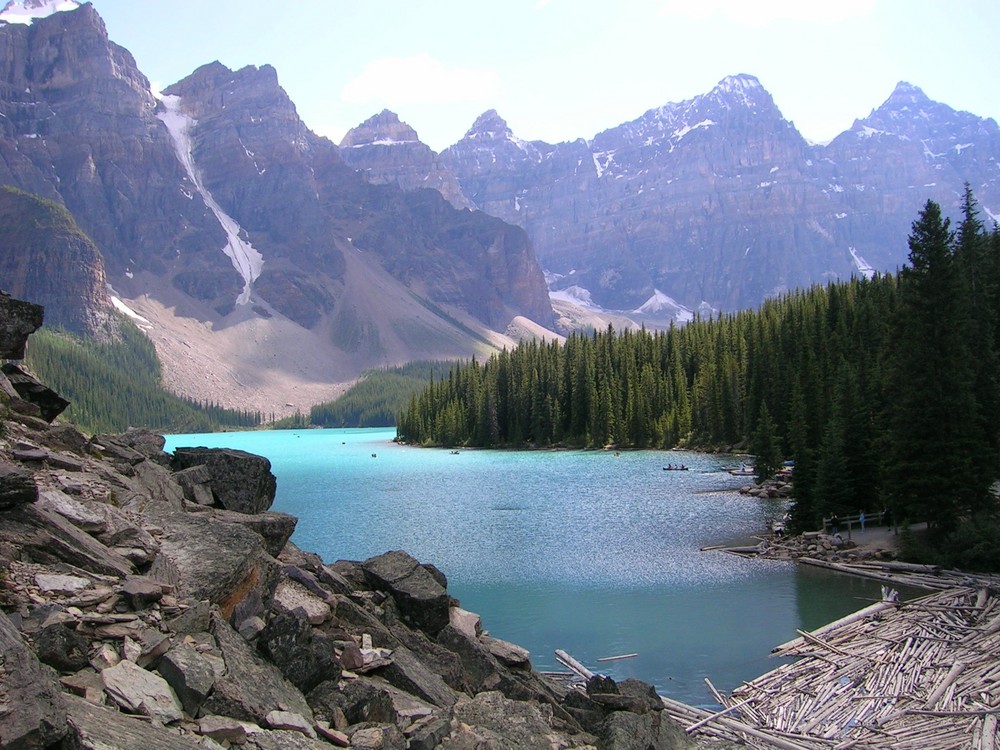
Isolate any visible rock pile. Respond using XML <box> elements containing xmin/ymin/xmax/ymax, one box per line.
<box><xmin>0</xmin><ymin>294</ymin><xmax>701</xmax><ymax>749</ymax></box>
<box><xmin>756</xmin><ymin>532</ymin><xmax>897</xmax><ymax>564</ymax></box>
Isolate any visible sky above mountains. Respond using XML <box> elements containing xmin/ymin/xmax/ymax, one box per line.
<box><xmin>84</xmin><ymin>0</ymin><xmax>1000</xmax><ymax>152</ymax></box>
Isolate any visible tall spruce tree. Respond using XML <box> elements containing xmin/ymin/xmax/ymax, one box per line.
<box><xmin>884</xmin><ymin>200</ymin><xmax>984</xmax><ymax>535</ymax></box>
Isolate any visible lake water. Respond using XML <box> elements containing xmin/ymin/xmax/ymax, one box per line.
<box><xmin>163</xmin><ymin>427</ymin><xmax>891</xmax><ymax>708</ymax></box>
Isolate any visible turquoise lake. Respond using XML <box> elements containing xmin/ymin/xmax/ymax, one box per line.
<box><xmin>163</xmin><ymin>427</ymin><xmax>891</xmax><ymax>708</ymax></box>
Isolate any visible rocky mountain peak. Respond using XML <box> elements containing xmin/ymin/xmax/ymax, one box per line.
<box><xmin>706</xmin><ymin>73</ymin><xmax>778</xmax><ymax>114</ymax></box>
<box><xmin>0</xmin><ymin>0</ymin><xmax>79</xmax><ymax>24</ymax></box>
<box><xmin>465</xmin><ymin>109</ymin><xmax>514</xmax><ymax>141</ymax></box>
<box><xmin>340</xmin><ymin>109</ymin><xmax>421</xmax><ymax>148</ymax></box>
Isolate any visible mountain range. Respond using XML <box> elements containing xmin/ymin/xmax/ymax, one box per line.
<box><xmin>0</xmin><ymin>0</ymin><xmax>997</xmax><ymax>415</ymax></box>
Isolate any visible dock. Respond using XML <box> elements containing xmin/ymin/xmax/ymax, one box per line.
<box><xmin>660</xmin><ymin>585</ymin><xmax>1000</xmax><ymax>749</ymax></box>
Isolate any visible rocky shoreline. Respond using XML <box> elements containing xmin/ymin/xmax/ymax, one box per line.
<box><xmin>1</xmin><ymin>293</ymin><xmax>709</xmax><ymax>750</ymax></box>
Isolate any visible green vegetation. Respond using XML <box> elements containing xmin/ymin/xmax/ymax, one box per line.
<box><xmin>24</xmin><ymin>322</ymin><xmax>262</xmax><ymax>434</ymax></box>
<box><xmin>397</xmin><ymin>194</ymin><xmax>1000</xmax><ymax>566</ymax></box>
<box><xmin>310</xmin><ymin>361</ymin><xmax>452</xmax><ymax>427</ymax></box>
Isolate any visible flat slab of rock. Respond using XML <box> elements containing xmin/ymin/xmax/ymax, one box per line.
<box><xmin>101</xmin><ymin>658</ymin><xmax>184</xmax><ymax>724</ymax></box>
<box><xmin>157</xmin><ymin>642</ymin><xmax>217</xmax><ymax>717</ymax></box>
<box><xmin>0</xmin><ymin>459</ymin><xmax>38</xmax><ymax>509</ymax></box>
<box><xmin>273</xmin><ymin>579</ymin><xmax>331</xmax><ymax>625</ymax></box>
<box><xmin>65</xmin><ymin>693</ymin><xmax>203</xmax><ymax>750</ymax></box>
<box><xmin>266</xmin><ymin>710</ymin><xmax>317</xmax><ymax>738</ymax></box>
<box><xmin>35</xmin><ymin>573</ymin><xmax>92</xmax><ymax>596</ymax></box>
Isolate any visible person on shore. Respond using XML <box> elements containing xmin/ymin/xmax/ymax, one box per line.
<box><xmin>831</xmin><ymin>514</ymin><xmax>840</xmax><ymax>535</ymax></box>
<box><xmin>859</xmin><ymin>511</ymin><xmax>866</xmax><ymax>532</ymax></box>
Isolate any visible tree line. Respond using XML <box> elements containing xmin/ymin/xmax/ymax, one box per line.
<box><xmin>397</xmin><ymin>192</ymin><xmax>1000</xmax><ymax>565</ymax></box>
<box><xmin>24</xmin><ymin>322</ymin><xmax>263</xmax><ymax>435</ymax></box>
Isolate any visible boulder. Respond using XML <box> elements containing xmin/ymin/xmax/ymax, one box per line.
<box><xmin>346</xmin><ymin>723</ymin><xmax>407</xmax><ymax>750</ymax></box>
<box><xmin>598</xmin><ymin>708</ymin><xmax>689</xmax><ymax>750</ymax></box>
<box><xmin>122</xmin><ymin>575</ymin><xmax>165</xmax><ymax>608</ymax></box>
<box><xmin>265</xmin><ymin>709</ymin><xmax>316</xmax><ymax>738</ymax></box>
<box><xmin>201</xmin><ymin>612</ymin><xmax>313</xmax><ymax>725</ymax></box>
<box><xmin>0</xmin><ymin>290</ymin><xmax>43</xmax><ymax>359</ymax></box>
<box><xmin>147</xmin><ymin>509</ymin><xmax>280</xmax><ymax>613</ymax></box>
<box><xmin>375</xmin><ymin>646</ymin><xmax>460</xmax><ymax>709</ymax></box>
<box><xmin>100</xmin><ymin>658</ymin><xmax>184</xmax><ymax>724</ymax></box>
<box><xmin>157</xmin><ymin>642</ymin><xmax>218</xmax><ymax>717</ymax></box>
<box><xmin>362</xmin><ymin>551</ymin><xmax>451</xmax><ymax>636</ymax></box>
<box><xmin>272</xmin><ymin>579</ymin><xmax>331</xmax><ymax>625</ymax></box>
<box><xmin>0</xmin><ymin>611</ymin><xmax>68</xmax><ymax>749</ymax></box>
<box><xmin>447</xmin><ymin>690</ymin><xmax>591</xmax><ymax>750</ymax></box>
<box><xmin>171</xmin><ymin>447</ymin><xmax>277</xmax><ymax>514</ymax></box>
<box><xmin>0</xmin><ymin>460</ymin><xmax>38</xmax><ymax>509</ymax></box>
<box><xmin>35</xmin><ymin>621</ymin><xmax>91</xmax><ymax>673</ymax></box>
<box><xmin>256</xmin><ymin>609</ymin><xmax>341</xmax><ymax>693</ymax></box>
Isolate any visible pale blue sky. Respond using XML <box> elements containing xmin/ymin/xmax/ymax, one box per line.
<box><xmin>88</xmin><ymin>0</ymin><xmax>999</xmax><ymax>152</ymax></box>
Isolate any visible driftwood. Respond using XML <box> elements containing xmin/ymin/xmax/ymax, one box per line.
<box><xmin>676</xmin><ymin>587</ymin><xmax>1000</xmax><ymax>750</ymax></box>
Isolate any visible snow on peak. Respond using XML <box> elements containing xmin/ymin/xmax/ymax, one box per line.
<box><xmin>633</xmin><ymin>290</ymin><xmax>694</xmax><ymax>322</ymax></box>
<box><xmin>549</xmin><ymin>285</ymin><xmax>600</xmax><ymax>310</ymax></box>
<box><xmin>0</xmin><ymin>0</ymin><xmax>79</xmax><ymax>24</ymax></box>
<box><xmin>708</xmin><ymin>74</ymin><xmax>772</xmax><ymax>111</ymax></box>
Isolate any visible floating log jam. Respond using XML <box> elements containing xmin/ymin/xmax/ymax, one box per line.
<box><xmin>663</xmin><ymin>586</ymin><xmax>1000</xmax><ymax>749</ymax></box>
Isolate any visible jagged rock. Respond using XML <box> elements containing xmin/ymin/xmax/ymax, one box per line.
<box><xmin>106</xmin><ymin>525</ymin><xmax>160</xmax><ymax>567</ymax></box>
<box><xmin>60</xmin><ymin>668</ymin><xmax>107</xmax><ymax>705</ymax></box>
<box><xmin>598</xmin><ymin>708</ymin><xmax>689</xmax><ymax>750</ymax></box>
<box><xmin>362</xmin><ymin>551</ymin><xmax>451</xmax><ymax>636</ymax></box>
<box><xmin>100</xmin><ymin>658</ymin><xmax>184</xmax><ymax>724</ymax></box>
<box><xmin>482</xmin><ymin>635</ymin><xmax>531</xmax><ymax>668</ymax></box>
<box><xmin>200</xmin><ymin>507</ymin><xmax>297</xmax><ymax>559</ymax></box>
<box><xmin>0</xmin><ymin>610</ymin><xmax>68</xmax><ymax>749</ymax></box>
<box><xmin>0</xmin><ymin>460</ymin><xmax>38</xmax><ymax>509</ymax></box>
<box><xmin>446</xmin><ymin>690</ymin><xmax>592</xmax><ymax>750</ymax></box>
<box><xmin>157</xmin><ymin>642</ymin><xmax>217</xmax><ymax>717</ymax></box>
<box><xmin>173</xmin><ymin>464</ymin><xmax>215</xmax><ymax>506</ymax></box>
<box><xmin>346</xmin><ymin>723</ymin><xmax>408</xmax><ymax>750</ymax></box>
<box><xmin>197</xmin><ymin>714</ymin><xmax>264</xmax><ymax>743</ymax></box>
<box><xmin>265</xmin><ymin>709</ymin><xmax>317</xmax><ymax>738</ymax></box>
<box><xmin>244</xmin><ymin>730</ymin><xmax>332</xmax><ymax>750</ymax></box>
<box><xmin>201</xmin><ymin>612</ymin><xmax>313</xmax><ymax>725</ymax></box>
<box><xmin>1</xmin><ymin>364</ymin><xmax>70</xmax><ymax>422</ymax></box>
<box><xmin>449</xmin><ymin>606</ymin><xmax>481</xmax><ymax>640</ymax></box>
<box><xmin>65</xmin><ymin>693</ymin><xmax>204</xmax><ymax>749</ymax></box>
<box><xmin>171</xmin><ymin>447</ymin><xmax>277</xmax><ymax>515</ymax></box>
<box><xmin>272</xmin><ymin>579</ymin><xmax>331</xmax><ymax>625</ymax></box>
<box><xmin>147</xmin><ymin>509</ymin><xmax>280</xmax><ymax>613</ymax></box>
<box><xmin>164</xmin><ymin>599</ymin><xmax>212</xmax><ymax>635</ymax></box>
<box><xmin>35</xmin><ymin>621</ymin><xmax>91</xmax><ymax>673</ymax></box>
<box><xmin>0</xmin><ymin>502</ymin><xmax>135</xmax><ymax>577</ymax></box>
<box><xmin>257</xmin><ymin>609</ymin><xmax>341</xmax><ymax>693</ymax></box>
<box><xmin>315</xmin><ymin>721</ymin><xmax>350</xmax><ymax>746</ymax></box>
<box><xmin>388</xmin><ymin>622</ymin><xmax>466</xmax><ymax>691</ymax></box>
<box><xmin>375</xmin><ymin>645</ymin><xmax>460</xmax><ymax>709</ymax></box>
<box><xmin>0</xmin><ymin>291</ymin><xmax>43</xmax><ymax>359</ymax></box>
<box><xmin>36</xmin><ymin>488</ymin><xmax>105</xmax><ymax>531</ymax></box>
<box><xmin>122</xmin><ymin>575</ymin><xmax>165</xmax><ymax>607</ymax></box>
<box><xmin>89</xmin><ymin>642</ymin><xmax>121</xmax><ymax>671</ymax></box>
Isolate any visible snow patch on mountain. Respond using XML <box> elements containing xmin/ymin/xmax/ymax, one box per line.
<box><xmin>550</xmin><ymin>285</ymin><xmax>600</xmax><ymax>309</ymax></box>
<box><xmin>849</xmin><ymin>247</ymin><xmax>876</xmax><ymax>279</ymax></box>
<box><xmin>0</xmin><ymin>0</ymin><xmax>78</xmax><ymax>23</ymax></box>
<box><xmin>157</xmin><ymin>94</ymin><xmax>263</xmax><ymax>305</ymax></box>
<box><xmin>633</xmin><ymin>290</ymin><xmax>693</xmax><ymax>322</ymax></box>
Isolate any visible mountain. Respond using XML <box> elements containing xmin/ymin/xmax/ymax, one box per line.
<box><xmin>347</xmin><ymin>76</ymin><xmax>1000</xmax><ymax>318</ymax></box>
<box><xmin>0</xmin><ymin>3</ymin><xmax>555</xmax><ymax>416</ymax></box>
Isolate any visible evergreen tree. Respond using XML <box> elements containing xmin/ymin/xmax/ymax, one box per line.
<box><xmin>884</xmin><ymin>200</ymin><xmax>985</xmax><ymax>535</ymax></box>
<box><xmin>751</xmin><ymin>402</ymin><xmax>782</xmax><ymax>483</ymax></box>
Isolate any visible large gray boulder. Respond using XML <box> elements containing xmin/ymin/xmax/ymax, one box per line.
<box><xmin>0</xmin><ymin>611</ymin><xmax>68</xmax><ymax>749</ymax></box>
<box><xmin>171</xmin><ymin>447</ymin><xmax>277</xmax><ymax>514</ymax></box>
<box><xmin>362</xmin><ymin>551</ymin><xmax>451</xmax><ymax>636</ymax></box>
<box><xmin>147</xmin><ymin>508</ymin><xmax>280</xmax><ymax>611</ymax></box>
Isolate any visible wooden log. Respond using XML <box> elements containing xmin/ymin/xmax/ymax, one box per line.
<box><xmin>773</xmin><ymin>598</ymin><xmax>899</xmax><ymax>652</ymax></box>
<box><xmin>924</xmin><ymin>661</ymin><xmax>965</xmax><ymax>708</ymax></box>
<box><xmin>554</xmin><ymin>649</ymin><xmax>593</xmax><ymax>680</ymax></box>
<box><xmin>595</xmin><ymin>652</ymin><xmax>638</xmax><ymax>663</ymax></box>
<box><xmin>684</xmin><ymin>697</ymin><xmax>755</xmax><ymax>733</ymax></box>
<box><xmin>982</xmin><ymin>714</ymin><xmax>997</xmax><ymax>750</ymax></box>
